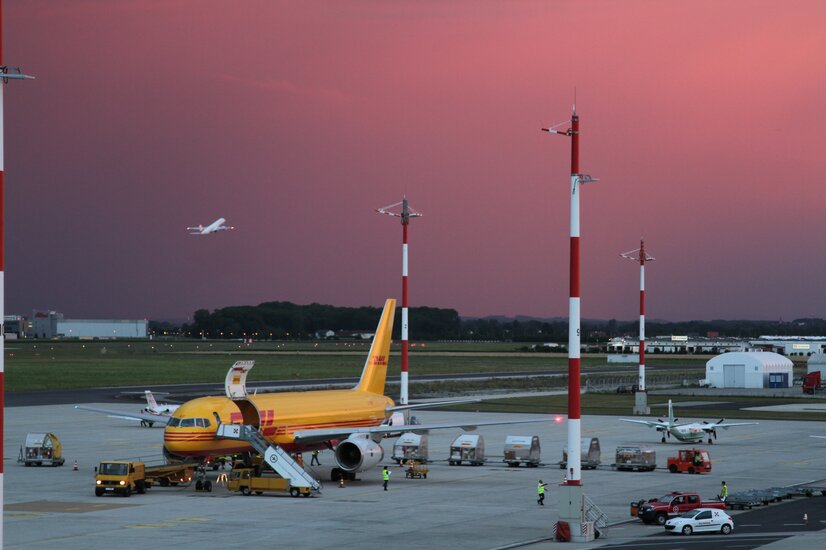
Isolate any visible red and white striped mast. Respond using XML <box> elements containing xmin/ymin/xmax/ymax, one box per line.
<box><xmin>621</xmin><ymin>240</ymin><xmax>654</xmax><ymax>414</ymax></box>
<box><xmin>543</xmin><ymin>107</ymin><xmax>596</xmax><ymax>486</ymax></box>
<box><xmin>0</xmin><ymin>1</ymin><xmax>34</xmax><ymax>545</ymax></box>
<box><xmin>376</xmin><ymin>197</ymin><xmax>421</xmax><ymax>411</ymax></box>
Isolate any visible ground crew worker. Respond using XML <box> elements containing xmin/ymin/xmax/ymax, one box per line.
<box><xmin>311</xmin><ymin>449</ymin><xmax>321</xmax><ymax>466</ymax></box>
<box><xmin>382</xmin><ymin>466</ymin><xmax>391</xmax><ymax>491</ymax></box>
<box><xmin>537</xmin><ymin>480</ymin><xmax>548</xmax><ymax>505</ymax></box>
<box><xmin>720</xmin><ymin>481</ymin><xmax>728</xmax><ymax>502</ymax></box>
<box><xmin>694</xmin><ymin>451</ymin><xmax>703</xmax><ymax>467</ymax></box>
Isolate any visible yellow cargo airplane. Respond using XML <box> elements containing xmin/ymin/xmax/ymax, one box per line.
<box><xmin>163</xmin><ymin>299</ymin><xmax>556</xmax><ymax>480</ymax></box>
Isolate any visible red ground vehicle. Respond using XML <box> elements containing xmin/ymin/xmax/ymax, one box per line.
<box><xmin>637</xmin><ymin>492</ymin><xmax>726</xmax><ymax>525</ymax></box>
<box><xmin>667</xmin><ymin>449</ymin><xmax>711</xmax><ymax>474</ymax></box>
<box><xmin>803</xmin><ymin>371</ymin><xmax>824</xmax><ymax>394</ymax></box>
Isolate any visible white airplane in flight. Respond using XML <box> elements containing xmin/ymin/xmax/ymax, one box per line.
<box><xmin>187</xmin><ymin>217</ymin><xmax>234</xmax><ymax>235</ymax></box>
<box><xmin>75</xmin><ymin>391</ymin><xmax>180</xmax><ymax>428</ymax></box>
<box><xmin>620</xmin><ymin>399</ymin><xmax>758</xmax><ymax>444</ymax></box>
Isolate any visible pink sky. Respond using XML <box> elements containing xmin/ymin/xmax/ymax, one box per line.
<box><xmin>4</xmin><ymin>0</ymin><xmax>826</xmax><ymax>321</ymax></box>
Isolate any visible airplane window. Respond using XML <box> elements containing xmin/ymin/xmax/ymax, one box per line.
<box><xmin>180</xmin><ymin>418</ymin><xmax>195</xmax><ymax>427</ymax></box>
<box><xmin>202</xmin><ymin>418</ymin><xmax>211</xmax><ymax>428</ymax></box>
<box><xmin>167</xmin><ymin>418</ymin><xmax>181</xmax><ymax>427</ymax></box>
<box><xmin>195</xmin><ymin>419</ymin><xmax>205</xmax><ymax>428</ymax></box>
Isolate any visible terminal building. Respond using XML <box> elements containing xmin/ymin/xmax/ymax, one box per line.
<box><xmin>28</xmin><ymin>310</ymin><xmax>148</xmax><ymax>339</ymax></box>
<box><xmin>748</xmin><ymin>336</ymin><xmax>826</xmax><ymax>357</ymax></box>
<box><xmin>607</xmin><ymin>336</ymin><xmax>746</xmax><ymax>355</ymax></box>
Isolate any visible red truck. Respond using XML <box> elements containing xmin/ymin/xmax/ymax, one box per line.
<box><xmin>803</xmin><ymin>371</ymin><xmax>824</xmax><ymax>394</ymax></box>
<box><xmin>667</xmin><ymin>449</ymin><xmax>711</xmax><ymax>474</ymax></box>
<box><xmin>637</xmin><ymin>492</ymin><xmax>727</xmax><ymax>525</ymax></box>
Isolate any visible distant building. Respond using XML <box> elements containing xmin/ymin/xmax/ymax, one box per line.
<box><xmin>28</xmin><ymin>310</ymin><xmax>147</xmax><ymax>339</ymax></box>
<box><xmin>705</xmin><ymin>351</ymin><xmax>793</xmax><ymax>388</ymax></box>
<box><xmin>607</xmin><ymin>336</ymin><xmax>746</xmax><ymax>355</ymax></box>
<box><xmin>4</xmin><ymin>315</ymin><xmax>27</xmax><ymax>339</ymax></box>
<box><xmin>749</xmin><ymin>336</ymin><xmax>826</xmax><ymax>357</ymax></box>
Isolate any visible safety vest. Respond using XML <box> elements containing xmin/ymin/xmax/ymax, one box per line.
<box><xmin>383</xmin><ymin>469</ymin><xmax>390</xmax><ymax>481</ymax></box>
<box><xmin>537</xmin><ymin>483</ymin><xmax>545</xmax><ymax>495</ymax></box>
<box><xmin>720</xmin><ymin>485</ymin><xmax>728</xmax><ymax>497</ymax></box>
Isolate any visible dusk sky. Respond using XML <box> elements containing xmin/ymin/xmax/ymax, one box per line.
<box><xmin>4</xmin><ymin>1</ymin><xmax>826</xmax><ymax>322</ymax></box>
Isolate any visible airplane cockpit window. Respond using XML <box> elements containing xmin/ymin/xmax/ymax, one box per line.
<box><xmin>202</xmin><ymin>418</ymin><xmax>211</xmax><ymax>428</ymax></box>
<box><xmin>180</xmin><ymin>418</ymin><xmax>196</xmax><ymax>427</ymax></box>
<box><xmin>167</xmin><ymin>417</ymin><xmax>181</xmax><ymax>427</ymax></box>
<box><xmin>195</xmin><ymin>418</ymin><xmax>211</xmax><ymax>428</ymax></box>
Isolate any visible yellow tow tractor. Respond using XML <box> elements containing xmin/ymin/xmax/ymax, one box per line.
<box><xmin>227</xmin><ymin>467</ymin><xmax>313</xmax><ymax>497</ymax></box>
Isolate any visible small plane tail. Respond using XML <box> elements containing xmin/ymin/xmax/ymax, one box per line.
<box><xmin>145</xmin><ymin>390</ymin><xmax>159</xmax><ymax>411</ymax></box>
<box><xmin>354</xmin><ymin>299</ymin><xmax>396</xmax><ymax>395</ymax></box>
<box><xmin>667</xmin><ymin>399</ymin><xmax>674</xmax><ymax>425</ymax></box>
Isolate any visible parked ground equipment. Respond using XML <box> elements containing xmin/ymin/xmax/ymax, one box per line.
<box><xmin>613</xmin><ymin>445</ymin><xmax>656</xmax><ymax>471</ymax></box>
<box><xmin>803</xmin><ymin>371</ymin><xmax>825</xmax><ymax>394</ymax></box>
<box><xmin>392</xmin><ymin>432</ymin><xmax>429</xmax><ymax>464</ymax></box>
<box><xmin>18</xmin><ymin>433</ymin><xmax>65</xmax><ymax>467</ymax></box>
<box><xmin>636</xmin><ymin>492</ymin><xmax>726</xmax><ymax>525</ymax></box>
<box><xmin>404</xmin><ymin>460</ymin><xmax>429</xmax><ymax>479</ymax></box>
<box><xmin>449</xmin><ymin>434</ymin><xmax>485</xmax><ymax>466</ymax></box>
<box><xmin>560</xmin><ymin>437</ymin><xmax>600</xmax><ymax>470</ymax></box>
<box><xmin>667</xmin><ymin>449</ymin><xmax>711</xmax><ymax>474</ymax></box>
<box><xmin>227</xmin><ymin>466</ymin><xmax>313</xmax><ymax>497</ymax></box>
<box><xmin>503</xmin><ymin>435</ymin><xmax>541</xmax><ymax>467</ymax></box>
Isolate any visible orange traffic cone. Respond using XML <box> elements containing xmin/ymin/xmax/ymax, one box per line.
<box><xmin>803</xmin><ymin>513</ymin><xmax>808</xmax><ymax>525</ymax></box>
<box><xmin>73</xmin><ymin>460</ymin><xmax>79</xmax><ymax>471</ymax></box>
<box><xmin>339</xmin><ymin>476</ymin><xmax>345</xmax><ymax>488</ymax></box>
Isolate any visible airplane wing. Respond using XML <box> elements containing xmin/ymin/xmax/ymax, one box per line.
<box><xmin>386</xmin><ymin>398</ymin><xmax>481</xmax><ymax>412</ymax></box>
<box><xmin>699</xmin><ymin>421</ymin><xmax>758</xmax><ymax>432</ymax></box>
<box><xmin>618</xmin><ymin>418</ymin><xmax>670</xmax><ymax>429</ymax></box>
<box><xmin>293</xmin><ymin>416</ymin><xmax>557</xmax><ymax>446</ymax></box>
<box><xmin>74</xmin><ymin>405</ymin><xmax>171</xmax><ymax>426</ymax></box>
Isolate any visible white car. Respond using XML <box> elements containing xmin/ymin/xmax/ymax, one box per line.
<box><xmin>664</xmin><ymin>508</ymin><xmax>734</xmax><ymax>535</ymax></box>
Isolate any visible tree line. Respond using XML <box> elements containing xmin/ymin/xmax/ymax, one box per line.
<box><xmin>179</xmin><ymin>302</ymin><xmax>826</xmax><ymax>342</ymax></box>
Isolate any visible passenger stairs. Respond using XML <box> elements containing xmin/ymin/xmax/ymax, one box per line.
<box><xmin>584</xmin><ymin>494</ymin><xmax>608</xmax><ymax>533</ymax></box>
<box><xmin>215</xmin><ymin>424</ymin><xmax>321</xmax><ymax>491</ymax></box>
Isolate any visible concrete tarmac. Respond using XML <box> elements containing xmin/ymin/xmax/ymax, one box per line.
<box><xmin>4</xmin><ymin>403</ymin><xmax>825</xmax><ymax>549</ymax></box>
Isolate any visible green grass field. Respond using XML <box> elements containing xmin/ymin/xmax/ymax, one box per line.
<box><xmin>5</xmin><ymin>339</ymin><xmax>712</xmax><ymax>391</ymax></box>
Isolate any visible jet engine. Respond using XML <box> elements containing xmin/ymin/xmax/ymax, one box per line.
<box><xmin>335</xmin><ymin>434</ymin><xmax>384</xmax><ymax>472</ymax></box>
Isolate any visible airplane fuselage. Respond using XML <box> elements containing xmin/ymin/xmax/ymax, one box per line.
<box><xmin>164</xmin><ymin>390</ymin><xmax>394</xmax><ymax>458</ymax></box>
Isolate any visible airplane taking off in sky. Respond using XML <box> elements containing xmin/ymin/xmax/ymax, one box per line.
<box><xmin>187</xmin><ymin>217</ymin><xmax>234</xmax><ymax>235</ymax></box>
<box><xmin>162</xmin><ymin>299</ymin><xmax>557</xmax><ymax>480</ymax></box>
<box><xmin>619</xmin><ymin>399</ymin><xmax>758</xmax><ymax>444</ymax></box>
<box><xmin>76</xmin><ymin>390</ymin><xmax>180</xmax><ymax>428</ymax></box>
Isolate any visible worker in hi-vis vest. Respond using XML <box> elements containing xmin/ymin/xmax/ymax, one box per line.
<box><xmin>383</xmin><ymin>466</ymin><xmax>391</xmax><ymax>491</ymax></box>
<box><xmin>537</xmin><ymin>480</ymin><xmax>548</xmax><ymax>505</ymax></box>
<box><xmin>719</xmin><ymin>481</ymin><xmax>728</xmax><ymax>502</ymax></box>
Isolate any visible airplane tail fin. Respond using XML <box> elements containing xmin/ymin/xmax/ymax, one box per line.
<box><xmin>667</xmin><ymin>399</ymin><xmax>674</xmax><ymax>425</ymax></box>
<box><xmin>145</xmin><ymin>390</ymin><xmax>159</xmax><ymax>411</ymax></box>
<box><xmin>354</xmin><ymin>299</ymin><xmax>396</xmax><ymax>395</ymax></box>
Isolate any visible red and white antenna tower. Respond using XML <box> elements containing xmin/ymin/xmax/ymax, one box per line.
<box><xmin>542</xmin><ymin>107</ymin><xmax>597</xmax><ymax>487</ymax></box>
<box><xmin>620</xmin><ymin>240</ymin><xmax>654</xmax><ymax>415</ymax></box>
<box><xmin>0</xmin><ymin>1</ymin><xmax>34</xmax><ymax>545</ymax></box>
<box><xmin>376</xmin><ymin>197</ymin><xmax>421</xmax><ymax>409</ymax></box>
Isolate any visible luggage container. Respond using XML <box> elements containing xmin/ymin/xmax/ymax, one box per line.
<box><xmin>613</xmin><ymin>445</ymin><xmax>656</xmax><ymax>471</ymax></box>
<box><xmin>18</xmin><ymin>433</ymin><xmax>65</xmax><ymax>467</ymax></box>
<box><xmin>503</xmin><ymin>435</ymin><xmax>541</xmax><ymax>467</ymax></box>
<box><xmin>449</xmin><ymin>434</ymin><xmax>485</xmax><ymax>466</ymax></box>
<box><xmin>392</xmin><ymin>432</ymin><xmax>429</xmax><ymax>464</ymax></box>
<box><xmin>560</xmin><ymin>437</ymin><xmax>601</xmax><ymax>470</ymax></box>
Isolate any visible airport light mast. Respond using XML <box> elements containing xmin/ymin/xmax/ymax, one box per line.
<box><xmin>543</xmin><ymin>107</ymin><xmax>597</xmax><ymax>542</ymax></box>
<box><xmin>620</xmin><ymin>240</ymin><xmax>654</xmax><ymax>415</ymax></box>
<box><xmin>376</xmin><ymin>197</ymin><xmax>421</xmax><ymax>411</ymax></box>
<box><xmin>0</xmin><ymin>1</ymin><xmax>34</xmax><ymax>546</ymax></box>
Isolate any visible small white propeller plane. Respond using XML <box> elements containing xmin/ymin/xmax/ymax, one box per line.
<box><xmin>187</xmin><ymin>217</ymin><xmax>234</xmax><ymax>235</ymax></box>
<box><xmin>619</xmin><ymin>399</ymin><xmax>758</xmax><ymax>444</ymax></box>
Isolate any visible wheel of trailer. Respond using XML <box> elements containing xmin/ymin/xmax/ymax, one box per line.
<box><xmin>688</xmin><ymin>467</ymin><xmax>695</xmax><ymax>475</ymax></box>
<box><xmin>721</xmin><ymin>524</ymin><xmax>731</xmax><ymax>535</ymax></box>
<box><xmin>681</xmin><ymin>525</ymin><xmax>693</xmax><ymax>535</ymax></box>
<box><xmin>204</xmin><ymin>480</ymin><xmax>212</xmax><ymax>492</ymax></box>
<box><xmin>124</xmin><ymin>485</ymin><xmax>132</xmax><ymax>497</ymax></box>
<box><xmin>95</xmin><ymin>488</ymin><xmax>104</xmax><ymax>497</ymax></box>
<box><xmin>195</xmin><ymin>480</ymin><xmax>203</xmax><ymax>491</ymax></box>
<box><xmin>290</xmin><ymin>488</ymin><xmax>300</xmax><ymax>498</ymax></box>
<box><xmin>137</xmin><ymin>480</ymin><xmax>146</xmax><ymax>494</ymax></box>
<box><xmin>655</xmin><ymin>513</ymin><xmax>667</xmax><ymax>526</ymax></box>
<box><xmin>159</xmin><ymin>478</ymin><xmax>169</xmax><ymax>487</ymax></box>
<box><xmin>668</xmin><ymin>465</ymin><xmax>678</xmax><ymax>473</ymax></box>
<box><xmin>241</xmin><ymin>487</ymin><xmax>250</xmax><ymax>496</ymax></box>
